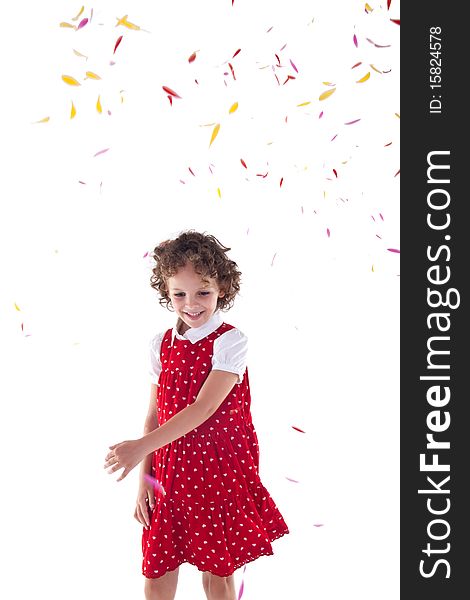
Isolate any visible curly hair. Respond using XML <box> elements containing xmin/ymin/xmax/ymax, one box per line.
<box><xmin>150</xmin><ymin>230</ymin><xmax>242</xmax><ymax>311</ymax></box>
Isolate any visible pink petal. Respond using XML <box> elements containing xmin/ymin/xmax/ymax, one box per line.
<box><xmin>387</xmin><ymin>248</ymin><xmax>400</xmax><ymax>253</ymax></box>
<box><xmin>93</xmin><ymin>148</ymin><xmax>110</xmax><ymax>157</ymax></box>
<box><xmin>290</xmin><ymin>58</ymin><xmax>298</xmax><ymax>73</ymax></box>
<box><xmin>353</xmin><ymin>34</ymin><xmax>358</xmax><ymax>47</ymax></box>
<box><xmin>77</xmin><ymin>18</ymin><xmax>88</xmax><ymax>30</ymax></box>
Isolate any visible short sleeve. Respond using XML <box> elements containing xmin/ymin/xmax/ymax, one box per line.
<box><xmin>149</xmin><ymin>331</ymin><xmax>164</xmax><ymax>384</ymax></box>
<box><xmin>212</xmin><ymin>328</ymin><xmax>248</xmax><ymax>384</ymax></box>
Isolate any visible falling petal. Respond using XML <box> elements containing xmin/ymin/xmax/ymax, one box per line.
<box><xmin>366</xmin><ymin>37</ymin><xmax>391</xmax><ymax>48</ymax></box>
<box><xmin>365</xmin><ymin>3</ymin><xmax>373</xmax><ymax>12</ymax></box>
<box><xmin>345</xmin><ymin>118</ymin><xmax>361</xmax><ymax>125</ymax></box>
<box><xmin>333</xmin><ymin>169</ymin><xmax>338</xmax><ymax>178</ymax></box>
<box><xmin>292</xmin><ymin>426</ymin><xmax>306</xmax><ymax>433</ymax></box>
<box><xmin>387</xmin><ymin>248</ymin><xmax>400</xmax><ymax>253</ymax></box>
<box><xmin>370</xmin><ymin>64</ymin><xmax>383</xmax><ymax>74</ymax></box>
<box><xmin>116</xmin><ymin>15</ymin><xmax>143</xmax><ymax>30</ymax></box>
<box><xmin>188</xmin><ymin>167</ymin><xmax>196</xmax><ymax>176</ymax></box>
<box><xmin>331</xmin><ymin>134</ymin><xmax>338</xmax><ymax>141</ymax></box>
<box><xmin>319</xmin><ymin>88</ymin><xmax>336</xmax><ymax>101</ymax></box>
<box><xmin>387</xmin><ymin>0</ymin><xmax>392</xmax><ymax>8</ymax></box>
<box><xmin>394</xmin><ymin>169</ymin><xmax>400</xmax><ymax>177</ymax></box>
<box><xmin>114</xmin><ymin>35</ymin><xmax>123</xmax><ymax>53</ymax></box>
<box><xmin>372</xmin><ymin>265</ymin><xmax>375</xmax><ymax>272</ymax></box>
<box><xmin>271</xmin><ymin>253</ymin><xmax>277</xmax><ymax>266</ymax></box>
<box><xmin>14</xmin><ymin>303</ymin><xmax>21</xmax><ymax>311</ymax></box>
<box><xmin>319</xmin><ymin>111</ymin><xmax>323</xmax><ymax>118</ymax></box>
<box><xmin>162</xmin><ymin>85</ymin><xmax>182</xmax><ymax>98</ymax></box>
<box><xmin>70</xmin><ymin>101</ymin><xmax>76</xmax><ymax>119</ymax></box>
<box><xmin>62</xmin><ymin>74</ymin><xmax>81</xmax><ymax>86</ymax></box>
<box><xmin>93</xmin><ymin>148</ymin><xmax>109</xmax><ymax>157</ymax></box>
<box><xmin>143</xmin><ymin>474</ymin><xmax>166</xmax><ymax>496</ymax></box>
<box><xmin>96</xmin><ymin>95</ymin><xmax>102</xmax><ymax>113</ymax></box>
<box><xmin>322</xmin><ymin>81</ymin><xmax>336</xmax><ymax>86</ymax></box>
<box><xmin>313</xmin><ymin>523</ymin><xmax>324</xmax><ymax>527</ymax></box>
<box><xmin>167</xmin><ymin>95</ymin><xmax>173</xmax><ymax>106</ymax></box>
<box><xmin>286</xmin><ymin>477</ymin><xmax>299</xmax><ymax>483</ymax></box>
<box><xmin>390</xmin><ymin>19</ymin><xmax>400</xmax><ymax>25</ymax></box>
<box><xmin>395</xmin><ymin>112</ymin><xmax>400</xmax><ymax>118</ymax></box>
<box><xmin>353</xmin><ymin>34</ymin><xmax>358</xmax><ymax>47</ymax></box>
<box><xmin>229</xmin><ymin>102</ymin><xmax>238</xmax><ymax>114</ymax></box>
<box><xmin>60</xmin><ymin>22</ymin><xmax>76</xmax><ymax>29</ymax></box>
<box><xmin>327</xmin><ymin>228</ymin><xmax>331</xmax><ymax>237</ymax></box>
<box><xmin>274</xmin><ymin>53</ymin><xmax>281</xmax><ymax>66</ymax></box>
<box><xmin>209</xmin><ymin>123</ymin><xmax>220</xmax><ymax>147</ymax></box>
<box><xmin>384</xmin><ymin>141</ymin><xmax>392</xmax><ymax>147</ymax></box>
<box><xmin>267</xmin><ymin>26</ymin><xmax>273</xmax><ymax>33</ymax></box>
<box><xmin>33</xmin><ymin>116</ymin><xmax>50</xmax><ymax>124</ymax></box>
<box><xmin>297</xmin><ymin>101</ymin><xmax>311</xmax><ymax>107</ymax></box>
<box><xmin>72</xmin><ymin>6</ymin><xmax>84</xmax><ymax>21</ymax></box>
<box><xmin>356</xmin><ymin>72</ymin><xmax>370</xmax><ymax>83</ymax></box>
<box><xmin>351</xmin><ymin>61</ymin><xmax>362</xmax><ymax>69</ymax></box>
<box><xmin>289</xmin><ymin>58</ymin><xmax>298</xmax><ymax>73</ymax></box>
<box><xmin>217</xmin><ymin>188</ymin><xmax>221</xmax><ymax>198</ymax></box>
<box><xmin>233</xmin><ymin>48</ymin><xmax>241</xmax><ymax>58</ymax></box>
<box><xmin>85</xmin><ymin>71</ymin><xmax>101</xmax><ymax>80</ymax></box>
<box><xmin>228</xmin><ymin>63</ymin><xmax>236</xmax><ymax>80</ymax></box>
<box><xmin>77</xmin><ymin>17</ymin><xmax>88</xmax><ymax>30</ymax></box>
<box><xmin>240</xmin><ymin>158</ymin><xmax>247</xmax><ymax>169</ymax></box>
<box><xmin>380</xmin><ymin>213</ymin><xmax>384</xmax><ymax>220</ymax></box>
<box><xmin>73</xmin><ymin>48</ymin><xmax>88</xmax><ymax>59</ymax></box>
<box><xmin>280</xmin><ymin>177</ymin><xmax>284</xmax><ymax>187</ymax></box>
<box><xmin>188</xmin><ymin>51</ymin><xmax>197</xmax><ymax>63</ymax></box>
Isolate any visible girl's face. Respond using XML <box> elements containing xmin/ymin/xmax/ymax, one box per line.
<box><xmin>166</xmin><ymin>262</ymin><xmax>225</xmax><ymax>333</ymax></box>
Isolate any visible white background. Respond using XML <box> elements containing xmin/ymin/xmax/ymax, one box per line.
<box><xmin>1</xmin><ymin>1</ymin><xmax>400</xmax><ymax>598</ymax></box>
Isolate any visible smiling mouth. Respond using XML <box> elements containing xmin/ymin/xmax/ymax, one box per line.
<box><xmin>184</xmin><ymin>311</ymin><xmax>203</xmax><ymax>319</ymax></box>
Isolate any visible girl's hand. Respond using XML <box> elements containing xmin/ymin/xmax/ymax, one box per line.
<box><xmin>134</xmin><ymin>480</ymin><xmax>155</xmax><ymax>529</ymax></box>
<box><xmin>104</xmin><ymin>439</ymin><xmax>146</xmax><ymax>482</ymax></box>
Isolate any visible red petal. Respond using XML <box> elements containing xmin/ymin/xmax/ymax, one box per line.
<box><xmin>113</xmin><ymin>35</ymin><xmax>123</xmax><ymax>54</ymax></box>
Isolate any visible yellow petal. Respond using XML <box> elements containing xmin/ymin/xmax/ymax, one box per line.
<box><xmin>217</xmin><ymin>188</ymin><xmax>221</xmax><ymax>198</ymax></box>
<box><xmin>372</xmin><ymin>264</ymin><xmax>375</xmax><ymax>272</ymax></box>
<box><xmin>62</xmin><ymin>74</ymin><xmax>81</xmax><ymax>86</ymax></box>
<box><xmin>73</xmin><ymin>49</ymin><xmax>88</xmax><ymax>60</ymax></box>
<box><xmin>322</xmin><ymin>81</ymin><xmax>335</xmax><ymax>86</ymax></box>
<box><xmin>209</xmin><ymin>123</ymin><xmax>220</xmax><ymax>147</ymax></box>
<box><xmin>96</xmin><ymin>95</ymin><xmax>102</xmax><ymax>113</ymax></box>
<box><xmin>395</xmin><ymin>112</ymin><xmax>400</xmax><ymax>118</ymax></box>
<box><xmin>85</xmin><ymin>71</ymin><xmax>101</xmax><ymax>80</ymax></box>
<box><xmin>228</xmin><ymin>102</ymin><xmax>238</xmax><ymax>114</ymax></box>
<box><xmin>370</xmin><ymin>64</ymin><xmax>382</xmax><ymax>74</ymax></box>
<box><xmin>14</xmin><ymin>303</ymin><xmax>21</xmax><ymax>311</ymax></box>
<box><xmin>33</xmin><ymin>116</ymin><xmax>50</xmax><ymax>124</ymax></box>
<box><xmin>71</xmin><ymin>6</ymin><xmax>84</xmax><ymax>21</ymax></box>
<box><xmin>356</xmin><ymin>72</ymin><xmax>371</xmax><ymax>83</ymax></box>
<box><xmin>319</xmin><ymin>88</ymin><xmax>336</xmax><ymax>101</ymax></box>
<box><xmin>60</xmin><ymin>22</ymin><xmax>76</xmax><ymax>29</ymax></box>
<box><xmin>365</xmin><ymin>3</ymin><xmax>373</xmax><ymax>12</ymax></box>
<box><xmin>70</xmin><ymin>101</ymin><xmax>77</xmax><ymax>119</ymax></box>
<box><xmin>297</xmin><ymin>101</ymin><xmax>311</xmax><ymax>107</ymax></box>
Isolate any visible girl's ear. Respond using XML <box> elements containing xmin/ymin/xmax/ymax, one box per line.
<box><xmin>218</xmin><ymin>289</ymin><xmax>226</xmax><ymax>298</ymax></box>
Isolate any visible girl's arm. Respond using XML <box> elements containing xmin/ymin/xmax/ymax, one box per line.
<box><xmin>138</xmin><ymin>383</ymin><xmax>159</xmax><ymax>478</ymax></box>
<box><xmin>105</xmin><ymin>370</ymin><xmax>238</xmax><ymax>480</ymax></box>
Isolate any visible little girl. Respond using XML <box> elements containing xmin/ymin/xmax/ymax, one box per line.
<box><xmin>104</xmin><ymin>230</ymin><xmax>289</xmax><ymax>600</ymax></box>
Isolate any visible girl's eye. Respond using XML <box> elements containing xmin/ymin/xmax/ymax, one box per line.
<box><xmin>199</xmin><ymin>291</ymin><xmax>210</xmax><ymax>296</ymax></box>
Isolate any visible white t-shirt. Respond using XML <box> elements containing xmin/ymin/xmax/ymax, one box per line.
<box><xmin>149</xmin><ymin>311</ymin><xmax>248</xmax><ymax>385</ymax></box>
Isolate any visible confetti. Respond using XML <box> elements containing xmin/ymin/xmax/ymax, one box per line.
<box><xmin>344</xmin><ymin>118</ymin><xmax>361</xmax><ymax>125</ymax></box>
<box><xmin>96</xmin><ymin>95</ymin><xmax>102</xmax><ymax>113</ymax></box>
<box><xmin>60</xmin><ymin>22</ymin><xmax>76</xmax><ymax>29</ymax></box>
<box><xmin>70</xmin><ymin>101</ymin><xmax>76</xmax><ymax>119</ymax></box>
<box><xmin>327</xmin><ymin>228</ymin><xmax>331</xmax><ymax>237</ymax></box>
<box><xmin>62</xmin><ymin>74</ymin><xmax>81</xmax><ymax>86</ymax></box>
<box><xmin>365</xmin><ymin>3</ymin><xmax>373</xmax><ymax>12</ymax></box>
<box><xmin>279</xmin><ymin>177</ymin><xmax>284</xmax><ymax>187</ymax></box>
<box><xmin>370</xmin><ymin>64</ymin><xmax>383</xmax><ymax>74</ymax></box>
<box><xmin>291</xmin><ymin>426</ymin><xmax>306</xmax><ymax>433</ymax></box>
<box><xmin>297</xmin><ymin>101</ymin><xmax>311</xmax><ymax>107</ymax></box>
<box><xmin>318</xmin><ymin>111</ymin><xmax>323</xmax><ymax>118</ymax></box>
<box><xmin>228</xmin><ymin>63</ymin><xmax>236</xmax><ymax>80</ymax></box>
<box><xmin>394</xmin><ymin>169</ymin><xmax>400</xmax><ymax>177</ymax></box>
<box><xmin>162</xmin><ymin>85</ymin><xmax>182</xmax><ymax>98</ymax></box>
<box><xmin>282</xmin><ymin>75</ymin><xmax>296</xmax><ymax>85</ymax></box>
<box><xmin>286</xmin><ymin>477</ymin><xmax>299</xmax><ymax>483</ymax></box>
<box><xmin>240</xmin><ymin>158</ymin><xmax>247</xmax><ymax>169</ymax></box>
<box><xmin>209</xmin><ymin>123</ymin><xmax>220</xmax><ymax>147</ymax></box>
<box><xmin>85</xmin><ymin>71</ymin><xmax>101</xmax><ymax>80</ymax></box>
<box><xmin>390</xmin><ymin>19</ymin><xmax>400</xmax><ymax>25</ymax></box>
<box><xmin>188</xmin><ymin>51</ymin><xmax>197</xmax><ymax>63</ymax></box>
<box><xmin>313</xmin><ymin>523</ymin><xmax>324</xmax><ymax>527</ymax></box>
<box><xmin>332</xmin><ymin>169</ymin><xmax>338</xmax><ymax>178</ymax></box>
<box><xmin>217</xmin><ymin>188</ymin><xmax>221</xmax><ymax>198</ymax></box>
<box><xmin>77</xmin><ymin>17</ymin><xmax>88</xmax><ymax>30</ymax></box>
<box><xmin>353</xmin><ymin>34</ymin><xmax>358</xmax><ymax>47</ymax></box>
<box><xmin>72</xmin><ymin>6</ymin><xmax>84</xmax><ymax>21</ymax></box>
<box><xmin>319</xmin><ymin>88</ymin><xmax>336</xmax><ymax>101</ymax></box>
<box><xmin>94</xmin><ymin>148</ymin><xmax>109</xmax><ymax>157</ymax></box>
<box><xmin>289</xmin><ymin>59</ymin><xmax>298</xmax><ymax>73</ymax></box>
<box><xmin>351</xmin><ymin>61</ymin><xmax>362</xmax><ymax>69</ymax></box>
<box><xmin>143</xmin><ymin>474</ymin><xmax>166</xmax><ymax>496</ymax></box>
<box><xmin>33</xmin><ymin>116</ymin><xmax>50</xmax><ymax>124</ymax></box>
<box><xmin>188</xmin><ymin>167</ymin><xmax>196</xmax><ymax>176</ymax></box>
<box><xmin>232</xmin><ymin>49</ymin><xmax>242</xmax><ymax>58</ymax></box>
<box><xmin>271</xmin><ymin>253</ymin><xmax>277</xmax><ymax>266</ymax></box>
<box><xmin>14</xmin><ymin>303</ymin><xmax>21</xmax><ymax>311</ymax></box>
<box><xmin>380</xmin><ymin>213</ymin><xmax>384</xmax><ymax>220</ymax></box>
<box><xmin>387</xmin><ymin>248</ymin><xmax>400</xmax><ymax>253</ymax></box>
<box><xmin>356</xmin><ymin>72</ymin><xmax>370</xmax><ymax>83</ymax></box>
<box><xmin>229</xmin><ymin>102</ymin><xmax>238</xmax><ymax>114</ymax></box>
<box><xmin>114</xmin><ymin>35</ymin><xmax>123</xmax><ymax>53</ymax></box>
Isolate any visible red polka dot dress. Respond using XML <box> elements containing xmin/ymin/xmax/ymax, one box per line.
<box><xmin>142</xmin><ymin>311</ymin><xmax>289</xmax><ymax>578</ymax></box>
